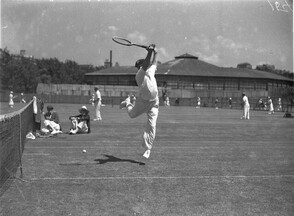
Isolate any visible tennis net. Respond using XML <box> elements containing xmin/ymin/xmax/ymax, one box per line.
<box><xmin>0</xmin><ymin>99</ymin><xmax>34</xmax><ymax>196</ymax></box>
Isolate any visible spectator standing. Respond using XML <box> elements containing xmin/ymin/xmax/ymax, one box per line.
<box><xmin>93</xmin><ymin>87</ymin><xmax>102</xmax><ymax>121</ymax></box>
<box><xmin>33</xmin><ymin>96</ymin><xmax>44</xmax><ymax>135</ymax></box>
<box><xmin>229</xmin><ymin>97</ymin><xmax>232</xmax><ymax>109</ymax></box>
<box><xmin>20</xmin><ymin>93</ymin><xmax>26</xmax><ymax>103</ymax></box>
<box><xmin>9</xmin><ymin>91</ymin><xmax>17</xmax><ymax>108</ymax></box>
<box><xmin>215</xmin><ymin>97</ymin><xmax>219</xmax><ymax>109</ymax></box>
<box><xmin>277</xmin><ymin>98</ymin><xmax>282</xmax><ymax>111</ymax></box>
<box><xmin>196</xmin><ymin>97</ymin><xmax>201</xmax><ymax>108</ymax></box>
<box><xmin>241</xmin><ymin>92</ymin><xmax>250</xmax><ymax>120</ymax></box>
<box><xmin>267</xmin><ymin>96</ymin><xmax>274</xmax><ymax>114</ymax></box>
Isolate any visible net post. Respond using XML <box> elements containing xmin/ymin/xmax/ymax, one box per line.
<box><xmin>18</xmin><ymin>114</ymin><xmax>23</xmax><ymax>178</ymax></box>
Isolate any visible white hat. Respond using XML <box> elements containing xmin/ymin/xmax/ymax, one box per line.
<box><xmin>81</xmin><ymin>106</ymin><xmax>87</xmax><ymax>110</ymax></box>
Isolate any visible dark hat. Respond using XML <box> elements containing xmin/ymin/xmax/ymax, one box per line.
<box><xmin>47</xmin><ymin>105</ymin><xmax>53</xmax><ymax>111</ymax></box>
<box><xmin>135</xmin><ymin>59</ymin><xmax>144</xmax><ymax>68</ymax></box>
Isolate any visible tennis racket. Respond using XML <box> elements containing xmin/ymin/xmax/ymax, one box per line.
<box><xmin>112</xmin><ymin>36</ymin><xmax>148</xmax><ymax>49</ymax></box>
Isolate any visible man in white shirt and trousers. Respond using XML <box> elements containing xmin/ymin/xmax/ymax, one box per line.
<box><xmin>94</xmin><ymin>87</ymin><xmax>102</xmax><ymax>121</ymax></box>
<box><xmin>120</xmin><ymin>44</ymin><xmax>159</xmax><ymax>159</ymax></box>
<box><xmin>241</xmin><ymin>92</ymin><xmax>250</xmax><ymax>120</ymax></box>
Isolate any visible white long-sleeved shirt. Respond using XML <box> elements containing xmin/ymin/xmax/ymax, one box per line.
<box><xmin>243</xmin><ymin>95</ymin><xmax>250</xmax><ymax>107</ymax></box>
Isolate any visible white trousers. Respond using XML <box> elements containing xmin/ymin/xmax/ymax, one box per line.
<box><xmin>44</xmin><ymin>120</ymin><xmax>61</xmax><ymax>131</ymax></box>
<box><xmin>71</xmin><ymin>119</ymin><xmax>88</xmax><ymax>133</ymax></box>
<box><xmin>127</xmin><ymin>97</ymin><xmax>159</xmax><ymax>150</ymax></box>
<box><xmin>95</xmin><ymin>101</ymin><xmax>102</xmax><ymax>120</ymax></box>
<box><xmin>243</xmin><ymin>105</ymin><xmax>250</xmax><ymax>119</ymax></box>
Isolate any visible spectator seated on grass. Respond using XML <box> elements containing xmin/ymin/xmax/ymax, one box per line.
<box><xmin>69</xmin><ymin>106</ymin><xmax>91</xmax><ymax>135</ymax></box>
<box><xmin>43</xmin><ymin>105</ymin><xmax>62</xmax><ymax>135</ymax></box>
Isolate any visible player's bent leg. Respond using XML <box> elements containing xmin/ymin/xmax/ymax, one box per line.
<box><xmin>127</xmin><ymin>98</ymin><xmax>148</xmax><ymax>119</ymax></box>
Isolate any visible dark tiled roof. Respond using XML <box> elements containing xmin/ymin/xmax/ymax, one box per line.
<box><xmin>86</xmin><ymin>54</ymin><xmax>292</xmax><ymax>81</ymax></box>
<box><xmin>156</xmin><ymin>58</ymin><xmax>291</xmax><ymax>81</ymax></box>
<box><xmin>86</xmin><ymin>66</ymin><xmax>137</xmax><ymax>76</ymax></box>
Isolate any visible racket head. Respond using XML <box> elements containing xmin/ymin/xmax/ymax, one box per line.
<box><xmin>112</xmin><ymin>36</ymin><xmax>132</xmax><ymax>46</ymax></box>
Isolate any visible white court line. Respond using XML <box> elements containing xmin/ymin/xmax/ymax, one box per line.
<box><xmin>23</xmin><ymin>153</ymin><xmax>50</xmax><ymax>155</ymax></box>
<box><xmin>25</xmin><ymin>145</ymin><xmax>294</xmax><ymax>149</ymax></box>
<box><xmin>29</xmin><ymin>175</ymin><xmax>294</xmax><ymax>181</ymax></box>
<box><xmin>30</xmin><ymin>140</ymin><xmax>293</xmax><ymax>143</ymax></box>
<box><xmin>28</xmin><ymin>140</ymin><xmax>294</xmax><ymax>146</ymax></box>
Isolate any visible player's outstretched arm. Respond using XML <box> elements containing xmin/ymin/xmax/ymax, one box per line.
<box><xmin>141</xmin><ymin>44</ymin><xmax>155</xmax><ymax>71</ymax></box>
<box><xmin>151</xmin><ymin>48</ymin><xmax>158</xmax><ymax>66</ymax></box>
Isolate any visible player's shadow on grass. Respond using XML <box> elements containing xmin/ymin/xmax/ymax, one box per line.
<box><xmin>94</xmin><ymin>155</ymin><xmax>145</xmax><ymax>166</ymax></box>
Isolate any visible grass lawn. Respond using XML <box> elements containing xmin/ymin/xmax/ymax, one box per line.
<box><xmin>0</xmin><ymin>103</ymin><xmax>294</xmax><ymax>216</ymax></box>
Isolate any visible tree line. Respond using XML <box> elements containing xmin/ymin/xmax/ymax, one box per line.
<box><xmin>0</xmin><ymin>48</ymin><xmax>104</xmax><ymax>93</ymax></box>
<box><xmin>237</xmin><ymin>62</ymin><xmax>293</xmax><ymax>79</ymax></box>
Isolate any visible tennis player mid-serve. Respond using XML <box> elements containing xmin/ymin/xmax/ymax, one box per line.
<box><xmin>120</xmin><ymin>44</ymin><xmax>159</xmax><ymax>159</ymax></box>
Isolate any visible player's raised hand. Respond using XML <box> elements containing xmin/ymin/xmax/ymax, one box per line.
<box><xmin>147</xmin><ymin>44</ymin><xmax>156</xmax><ymax>51</ymax></box>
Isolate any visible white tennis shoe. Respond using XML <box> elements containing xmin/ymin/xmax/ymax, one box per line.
<box><xmin>51</xmin><ymin>130</ymin><xmax>62</xmax><ymax>135</ymax></box>
<box><xmin>143</xmin><ymin>149</ymin><xmax>151</xmax><ymax>159</ymax></box>
<box><xmin>120</xmin><ymin>96</ymin><xmax>131</xmax><ymax>109</ymax></box>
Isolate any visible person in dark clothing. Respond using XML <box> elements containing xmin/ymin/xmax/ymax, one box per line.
<box><xmin>229</xmin><ymin>97</ymin><xmax>232</xmax><ymax>109</ymax></box>
<box><xmin>69</xmin><ymin>106</ymin><xmax>91</xmax><ymax>134</ymax></box>
<box><xmin>44</xmin><ymin>105</ymin><xmax>62</xmax><ymax>135</ymax></box>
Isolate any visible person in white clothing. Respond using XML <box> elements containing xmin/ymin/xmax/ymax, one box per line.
<box><xmin>277</xmin><ymin>97</ymin><xmax>282</xmax><ymax>111</ymax></box>
<box><xmin>120</xmin><ymin>44</ymin><xmax>159</xmax><ymax>159</ymax></box>
<box><xmin>241</xmin><ymin>92</ymin><xmax>250</xmax><ymax>120</ymax></box>
<box><xmin>93</xmin><ymin>87</ymin><xmax>102</xmax><ymax>121</ymax></box>
<box><xmin>196</xmin><ymin>97</ymin><xmax>201</xmax><ymax>108</ymax></box>
<box><xmin>9</xmin><ymin>91</ymin><xmax>17</xmax><ymax>108</ymax></box>
<box><xmin>20</xmin><ymin>93</ymin><xmax>26</xmax><ymax>103</ymax></box>
<box><xmin>267</xmin><ymin>96</ymin><xmax>274</xmax><ymax>114</ymax></box>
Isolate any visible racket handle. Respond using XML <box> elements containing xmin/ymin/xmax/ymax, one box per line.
<box><xmin>133</xmin><ymin>44</ymin><xmax>148</xmax><ymax>49</ymax></box>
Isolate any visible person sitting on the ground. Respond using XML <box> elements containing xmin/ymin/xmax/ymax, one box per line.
<box><xmin>43</xmin><ymin>105</ymin><xmax>62</xmax><ymax>135</ymax></box>
<box><xmin>69</xmin><ymin>106</ymin><xmax>91</xmax><ymax>135</ymax></box>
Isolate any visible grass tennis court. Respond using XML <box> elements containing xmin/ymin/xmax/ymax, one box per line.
<box><xmin>1</xmin><ymin>103</ymin><xmax>294</xmax><ymax>216</ymax></box>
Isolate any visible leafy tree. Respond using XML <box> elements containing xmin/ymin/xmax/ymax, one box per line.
<box><xmin>256</xmin><ymin>64</ymin><xmax>275</xmax><ymax>72</ymax></box>
<box><xmin>237</xmin><ymin>62</ymin><xmax>252</xmax><ymax>69</ymax></box>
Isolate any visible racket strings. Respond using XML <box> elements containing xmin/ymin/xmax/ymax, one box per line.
<box><xmin>112</xmin><ymin>37</ymin><xmax>132</xmax><ymax>46</ymax></box>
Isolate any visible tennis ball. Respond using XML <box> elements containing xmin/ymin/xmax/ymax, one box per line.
<box><xmin>82</xmin><ymin>149</ymin><xmax>87</xmax><ymax>153</ymax></box>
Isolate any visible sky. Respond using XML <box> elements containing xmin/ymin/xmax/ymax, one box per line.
<box><xmin>1</xmin><ymin>0</ymin><xmax>293</xmax><ymax>71</ymax></box>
